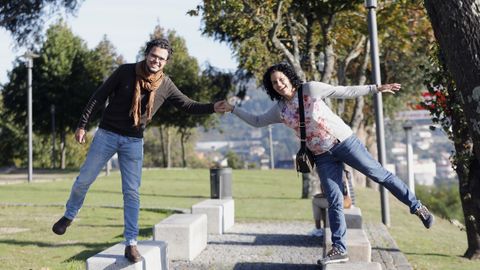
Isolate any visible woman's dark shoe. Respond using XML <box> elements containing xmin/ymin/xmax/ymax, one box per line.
<box><xmin>124</xmin><ymin>245</ymin><xmax>142</xmax><ymax>263</ymax></box>
<box><xmin>52</xmin><ymin>216</ymin><xmax>72</xmax><ymax>235</ymax></box>
<box><xmin>415</xmin><ymin>205</ymin><xmax>434</xmax><ymax>229</ymax></box>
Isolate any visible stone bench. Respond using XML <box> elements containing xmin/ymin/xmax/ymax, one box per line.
<box><xmin>191</xmin><ymin>199</ymin><xmax>234</xmax><ymax>234</ymax></box>
<box><xmin>324</xmin><ymin>228</ymin><xmax>371</xmax><ymax>262</ymax></box>
<box><xmin>86</xmin><ymin>240</ymin><xmax>167</xmax><ymax>270</ymax></box>
<box><xmin>153</xmin><ymin>213</ymin><xmax>207</xmax><ymax>261</ymax></box>
<box><xmin>324</xmin><ymin>262</ymin><xmax>382</xmax><ymax>270</ymax></box>
<box><xmin>325</xmin><ymin>206</ymin><xmax>363</xmax><ymax>229</ymax></box>
<box><xmin>312</xmin><ymin>197</ymin><xmax>362</xmax><ymax>229</ymax></box>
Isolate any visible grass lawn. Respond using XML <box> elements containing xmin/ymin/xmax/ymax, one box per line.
<box><xmin>0</xmin><ymin>168</ymin><xmax>477</xmax><ymax>269</ymax></box>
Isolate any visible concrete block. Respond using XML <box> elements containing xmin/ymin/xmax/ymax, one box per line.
<box><xmin>192</xmin><ymin>199</ymin><xmax>235</xmax><ymax>234</ymax></box>
<box><xmin>86</xmin><ymin>240</ymin><xmax>167</xmax><ymax>270</ymax></box>
<box><xmin>324</xmin><ymin>228</ymin><xmax>371</xmax><ymax>262</ymax></box>
<box><xmin>324</xmin><ymin>262</ymin><xmax>382</xmax><ymax>270</ymax></box>
<box><xmin>153</xmin><ymin>213</ymin><xmax>207</xmax><ymax>261</ymax></box>
<box><xmin>325</xmin><ymin>206</ymin><xmax>363</xmax><ymax>229</ymax></box>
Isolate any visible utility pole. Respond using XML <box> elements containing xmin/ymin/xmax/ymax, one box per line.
<box><xmin>365</xmin><ymin>0</ymin><xmax>390</xmax><ymax>226</ymax></box>
<box><xmin>268</xmin><ymin>125</ymin><xmax>274</xmax><ymax>169</ymax></box>
<box><xmin>23</xmin><ymin>51</ymin><xmax>39</xmax><ymax>183</ymax></box>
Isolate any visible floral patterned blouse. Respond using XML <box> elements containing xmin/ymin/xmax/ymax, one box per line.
<box><xmin>281</xmin><ymin>95</ymin><xmax>339</xmax><ymax>154</ymax></box>
<box><xmin>232</xmin><ymin>81</ymin><xmax>377</xmax><ymax>155</ymax></box>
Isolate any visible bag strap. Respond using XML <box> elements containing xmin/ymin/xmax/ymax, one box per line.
<box><xmin>297</xmin><ymin>84</ymin><xmax>307</xmax><ymax>151</ymax></box>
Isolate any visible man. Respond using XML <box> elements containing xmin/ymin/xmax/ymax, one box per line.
<box><xmin>52</xmin><ymin>38</ymin><xmax>226</xmax><ymax>263</ymax></box>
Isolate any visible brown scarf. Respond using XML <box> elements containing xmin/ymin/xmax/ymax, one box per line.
<box><xmin>130</xmin><ymin>60</ymin><xmax>164</xmax><ymax>127</ymax></box>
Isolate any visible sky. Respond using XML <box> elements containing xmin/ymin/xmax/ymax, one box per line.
<box><xmin>0</xmin><ymin>0</ymin><xmax>237</xmax><ymax>85</ymax></box>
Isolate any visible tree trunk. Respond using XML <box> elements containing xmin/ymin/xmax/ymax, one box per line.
<box><xmin>424</xmin><ymin>0</ymin><xmax>480</xmax><ymax>156</ymax></box>
<box><xmin>463</xmin><ymin>153</ymin><xmax>480</xmax><ymax>259</ymax></box>
<box><xmin>180</xmin><ymin>131</ymin><xmax>187</xmax><ymax>168</ymax></box>
<box><xmin>425</xmin><ymin>0</ymin><xmax>480</xmax><ymax>259</ymax></box>
<box><xmin>60</xmin><ymin>130</ymin><xmax>66</xmax><ymax>169</ymax></box>
<box><xmin>350</xmin><ymin>38</ymin><xmax>370</xmax><ymax>133</ymax></box>
<box><xmin>159</xmin><ymin>126</ymin><xmax>167</xmax><ymax>168</ymax></box>
<box><xmin>167</xmin><ymin>128</ymin><xmax>171</xmax><ymax>168</ymax></box>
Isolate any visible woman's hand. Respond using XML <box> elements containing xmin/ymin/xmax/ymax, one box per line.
<box><xmin>213</xmin><ymin>100</ymin><xmax>234</xmax><ymax>113</ymax></box>
<box><xmin>215</xmin><ymin>100</ymin><xmax>235</xmax><ymax>113</ymax></box>
<box><xmin>377</xmin><ymin>83</ymin><xmax>401</xmax><ymax>94</ymax></box>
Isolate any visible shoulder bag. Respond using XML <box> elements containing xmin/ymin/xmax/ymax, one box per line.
<box><xmin>295</xmin><ymin>85</ymin><xmax>315</xmax><ymax>173</ymax></box>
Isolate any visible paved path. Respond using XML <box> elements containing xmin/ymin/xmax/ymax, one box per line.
<box><xmin>171</xmin><ymin>221</ymin><xmax>412</xmax><ymax>270</ymax></box>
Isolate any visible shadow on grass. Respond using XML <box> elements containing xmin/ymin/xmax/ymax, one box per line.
<box><xmin>138</xmin><ymin>227</ymin><xmax>153</xmax><ymax>238</ymax></box>
<box><xmin>404</xmin><ymin>251</ymin><xmax>454</xmax><ymax>258</ymax></box>
<box><xmin>0</xmin><ymin>239</ymin><xmax>114</xmax><ymax>250</ymax></box>
<box><xmin>141</xmin><ymin>193</ymin><xmax>209</xmax><ymax>199</ymax></box>
<box><xmin>141</xmin><ymin>208</ymin><xmax>178</xmax><ymax>215</ymax></box>
<box><xmin>77</xmin><ymin>224</ymin><xmax>124</xmax><ymax>229</ymax></box>
<box><xmin>234</xmin><ymin>196</ymin><xmax>304</xmax><ymax>200</ymax></box>
<box><xmin>209</xmin><ymin>233</ymin><xmax>322</xmax><ymax>247</ymax></box>
<box><xmin>110</xmin><ymin>226</ymin><xmax>154</xmax><ymax>240</ymax></box>
<box><xmin>372</xmin><ymin>247</ymin><xmax>401</xmax><ymax>252</ymax></box>
<box><xmin>233</xmin><ymin>262</ymin><xmax>321</xmax><ymax>269</ymax></box>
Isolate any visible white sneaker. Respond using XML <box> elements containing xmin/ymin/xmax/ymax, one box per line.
<box><xmin>308</xmin><ymin>228</ymin><xmax>324</xmax><ymax>237</ymax></box>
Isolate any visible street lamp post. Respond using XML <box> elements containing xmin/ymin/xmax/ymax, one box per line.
<box><xmin>365</xmin><ymin>0</ymin><xmax>390</xmax><ymax>226</ymax></box>
<box><xmin>51</xmin><ymin>104</ymin><xmax>56</xmax><ymax>169</ymax></box>
<box><xmin>403</xmin><ymin>122</ymin><xmax>415</xmax><ymax>194</ymax></box>
<box><xmin>22</xmin><ymin>51</ymin><xmax>39</xmax><ymax>183</ymax></box>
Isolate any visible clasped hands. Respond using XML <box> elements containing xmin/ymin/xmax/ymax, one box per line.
<box><xmin>213</xmin><ymin>100</ymin><xmax>234</xmax><ymax>114</ymax></box>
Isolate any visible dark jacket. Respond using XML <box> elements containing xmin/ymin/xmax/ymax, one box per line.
<box><xmin>77</xmin><ymin>63</ymin><xmax>214</xmax><ymax>138</ymax></box>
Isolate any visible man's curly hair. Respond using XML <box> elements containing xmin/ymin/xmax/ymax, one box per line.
<box><xmin>144</xmin><ymin>38</ymin><xmax>174</xmax><ymax>60</ymax></box>
<box><xmin>262</xmin><ymin>63</ymin><xmax>303</xmax><ymax>101</ymax></box>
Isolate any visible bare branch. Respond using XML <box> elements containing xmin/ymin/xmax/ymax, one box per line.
<box><xmin>268</xmin><ymin>0</ymin><xmax>306</xmax><ymax>80</ymax></box>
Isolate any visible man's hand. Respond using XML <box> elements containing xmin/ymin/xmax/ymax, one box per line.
<box><xmin>75</xmin><ymin>128</ymin><xmax>87</xmax><ymax>144</ymax></box>
<box><xmin>214</xmin><ymin>100</ymin><xmax>228</xmax><ymax>113</ymax></box>
<box><xmin>377</xmin><ymin>83</ymin><xmax>401</xmax><ymax>94</ymax></box>
<box><xmin>214</xmin><ymin>100</ymin><xmax>234</xmax><ymax>113</ymax></box>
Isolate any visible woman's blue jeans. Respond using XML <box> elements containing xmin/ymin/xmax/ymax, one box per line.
<box><xmin>314</xmin><ymin>135</ymin><xmax>421</xmax><ymax>253</ymax></box>
<box><xmin>64</xmin><ymin>128</ymin><xmax>144</xmax><ymax>246</ymax></box>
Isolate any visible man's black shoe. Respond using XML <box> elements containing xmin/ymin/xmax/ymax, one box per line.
<box><xmin>125</xmin><ymin>245</ymin><xmax>142</xmax><ymax>263</ymax></box>
<box><xmin>415</xmin><ymin>205</ymin><xmax>434</xmax><ymax>229</ymax></box>
<box><xmin>317</xmin><ymin>246</ymin><xmax>349</xmax><ymax>265</ymax></box>
<box><xmin>52</xmin><ymin>216</ymin><xmax>72</xmax><ymax>235</ymax></box>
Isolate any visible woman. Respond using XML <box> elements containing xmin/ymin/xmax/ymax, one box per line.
<box><xmin>222</xmin><ymin>63</ymin><xmax>434</xmax><ymax>266</ymax></box>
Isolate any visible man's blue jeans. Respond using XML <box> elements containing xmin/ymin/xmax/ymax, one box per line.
<box><xmin>64</xmin><ymin>128</ymin><xmax>143</xmax><ymax>246</ymax></box>
<box><xmin>314</xmin><ymin>135</ymin><xmax>421</xmax><ymax>253</ymax></box>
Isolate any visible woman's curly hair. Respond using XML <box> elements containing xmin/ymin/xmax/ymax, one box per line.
<box><xmin>262</xmin><ymin>63</ymin><xmax>303</xmax><ymax>101</ymax></box>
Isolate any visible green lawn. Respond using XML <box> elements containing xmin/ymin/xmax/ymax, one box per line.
<box><xmin>0</xmin><ymin>168</ymin><xmax>476</xmax><ymax>269</ymax></box>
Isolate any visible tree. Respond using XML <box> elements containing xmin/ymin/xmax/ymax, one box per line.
<box><xmin>143</xmin><ymin>25</ymin><xmax>230</xmax><ymax>168</ymax></box>
<box><xmin>424</xmin><ymin>0</ymin><xmax>480</xmax><ymax>260</ymax></box>
<box><xmin>225</xmin><ymin>150</ymin><xmax>244</xmax><ymax>169</ymax></box>
<box><xmin>0</xmin><ymin>0</ymin><xmax>83</xmax><ymax>46</ymax></box>
<box><xmin>2</xmin><ymin>21</ymin><xmax>122</xmax><ymax>168</ymax></box>
<box><xmin>0</xmin><ymin>95</ymin><xmax>26</xmax><ymax>166</ymax></box>
<box><xmin>192</xmin><ymin>0</ymin><xmax>433</xmax><ymax>194</ymax></box>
